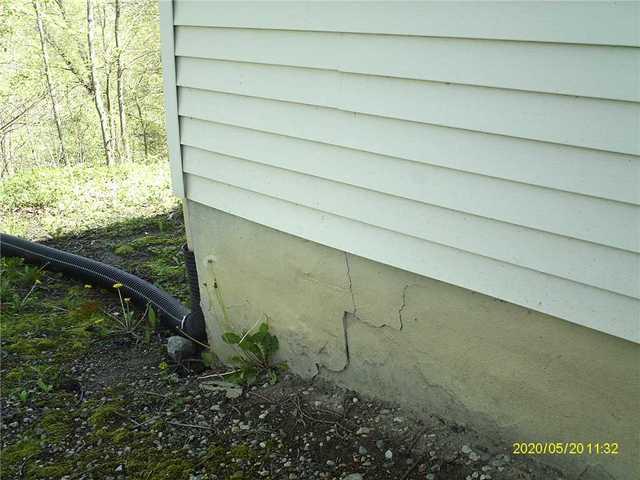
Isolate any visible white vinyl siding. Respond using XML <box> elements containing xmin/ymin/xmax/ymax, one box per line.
<box><xmin>161</xmin><ymin>1</ymin><xmax>640</xmax><ymax>343</ymax></box>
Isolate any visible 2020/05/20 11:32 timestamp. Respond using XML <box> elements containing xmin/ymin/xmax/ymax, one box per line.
<box><xmin>512</xmin><ymin>442</ymin><xmax>619</xmax><ymax>455</ymax></box>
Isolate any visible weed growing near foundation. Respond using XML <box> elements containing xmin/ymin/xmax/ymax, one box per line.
<box><xmin>222</xmin><ymin>322</ymin><xmax>287</xmax><ymax>385</ymax></box>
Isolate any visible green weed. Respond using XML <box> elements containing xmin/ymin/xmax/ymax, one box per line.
<box><xmin>221</xmin><ymin>322</ymin><xmax>286</xmax><ymax>385</ymax></box>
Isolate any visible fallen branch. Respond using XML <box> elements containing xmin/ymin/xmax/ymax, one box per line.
<box><xmin>168</xmin><ymin>420</ymin><xmax>212</xmax><ymax>431</ymax></box>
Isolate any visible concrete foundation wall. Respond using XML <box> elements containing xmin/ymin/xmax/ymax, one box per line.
<box><xmin>186</xmin><ymin>201</ymin><xmax>639</xmax><ymax>479</ymax></box>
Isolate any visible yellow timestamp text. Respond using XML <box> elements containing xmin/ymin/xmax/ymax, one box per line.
<box><xmin>512</xmin><ymin>442</ymin><xmax>619</xmax><ymax>456</ymax></box>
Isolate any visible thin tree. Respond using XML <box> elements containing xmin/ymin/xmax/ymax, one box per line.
<box><xmin>86</xmin><ymin>0</ymin><xmax>114</xmax><ymax>166</ymax></box>
<box><xmin>114</xmin><ymin>0</ymin><xmax>130</xmax><ymax>162</ymax></box>
<box><xmin>33</xmin><ymin>0</ymin><xmax>66</xmax><ymax>165</ymax></box>
<box><xmin>134</xmin><ymin>95</ymin><xmax>148</xmax><ymax>159</ymax></box>
<box><xmin>100</xmin><ymin>4</ymin><xmax>118</xmax><ymax>160</ymax></box>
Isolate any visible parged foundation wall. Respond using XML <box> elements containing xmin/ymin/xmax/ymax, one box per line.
<box><xmin>186</xmin><ymin>201</ymin><xmax>639</xmax><ymax>479</ymax></box>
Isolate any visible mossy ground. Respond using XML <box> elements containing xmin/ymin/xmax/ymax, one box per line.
<box><xmin>0</xmin><ymin>163</ymin><xmax>287</xmax><ymax>479</ymax></box>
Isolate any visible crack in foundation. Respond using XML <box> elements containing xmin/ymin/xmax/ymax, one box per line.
<box><xmin>313</xmin><ymin>311</ymin><xmax>353</xmax><ymax>377</ymax></box>
<box><xmin>342</xmin><ymin>311</ymin><xmax>351</xmax><ymax>367</ymax></box>
<box><xmin>398</xmin><ymin>284</ymin><xmax>409</xmax><ymax>330</ymax></box>
<box><xmin>344</xmin><ymin>252</ymin><xmax>357</xmax><ymax>316</ymax></box>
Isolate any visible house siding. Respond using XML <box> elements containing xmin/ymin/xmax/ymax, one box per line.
<box><xmin>161</xmin><ymin>0</ymin><xmax>640</xmax><ymax>342</ymax></box>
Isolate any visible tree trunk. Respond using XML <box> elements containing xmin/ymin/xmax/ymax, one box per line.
<box><xmin>33</xmin><ymin>0</ymin><xmax>66</xmax><ymax>165</ymax></box>
<box><xmin>114</xmin><ymin>0</ymin><xmax>130</xmax><ymax>162</ymax></box>
<box><xmin>134</xmin><ymin>96</ymin><xmax>148</xmax><ymax>158</ymax></box>
<box><xmin>100</xmin><ymin>4</ymin><xmax>118</xmax><ymax>161</ymax></box>
<box><xmin>0</xmin><ymin>134</ymin><xmax>9</xmax><ymax>178</ymax></box>
<box><xmin>86</xmin><ymin>0</ymin><xmax>114</xmax><ymax>166</ymax></box>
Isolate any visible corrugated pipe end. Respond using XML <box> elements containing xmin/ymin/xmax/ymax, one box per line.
<box><xmin>182</xmin><ymin>244</ymin><xmax>206</xmax><ymax>343</ymax></box>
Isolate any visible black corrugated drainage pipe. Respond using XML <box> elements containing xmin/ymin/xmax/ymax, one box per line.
<box><xmin>0</xmin><ymin>233</ymin><xmax>206</xmax><ymax>343</ymax></box>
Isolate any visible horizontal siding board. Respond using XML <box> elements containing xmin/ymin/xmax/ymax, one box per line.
<box><xmin>181</xmin><ymin>144</ymin><xmax>640</xmax><ymax>299</ymax></box>
<box><xmin>180</xmin><ymin>118</ymin><xmax>640</xmax><ymax>255</ymax></box>
<box><xmin>178</xmin><ymin>87</ymin><xmax>640</xmax><ymax>208</ymax></box>
<box><xmin>175</xmin><ymin>26</ymin><xmax>640</xmax><ymax>101</ymax></box>
<box><xmin>184</xmin><ymin>174</ymin><xmax>640</xmax><ymax>343</ymax></box>
<box><xmin>173</xmin><ymin>1</ymin><xmax>640</xmax><ymax>47</ymax></box>
<box><xmin>177</xmin><ymin>58</ymin><xmax>640</xmax><ymax>155</ymax></box>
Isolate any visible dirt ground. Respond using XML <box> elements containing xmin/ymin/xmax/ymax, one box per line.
<box><xmin>2</xmin><ymin>329</ymin><xmax>568</xmax><ymax>480</ymax></box>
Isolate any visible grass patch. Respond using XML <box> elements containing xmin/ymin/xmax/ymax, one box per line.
<box><xmin>0</xmin><ymin>161</ymin><xmax>178</xmax><ymax>239</ymax></box>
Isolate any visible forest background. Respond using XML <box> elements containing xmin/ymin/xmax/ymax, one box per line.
<box><xmin>0</xmin><ymin>0</ymin><xmax>166</xmax><ymax>177</ymax></box>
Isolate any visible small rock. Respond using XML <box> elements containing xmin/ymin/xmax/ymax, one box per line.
<box><xmin>461</xmin><ymin>445</ymin><xmax>472</xmax><ymax>454</ymax></box>
<box><xmin>376</xmin><ymin>440</ymin><xmax>385</xmax><ymax>450</ymax></box>
<box><xmin>469</xmin><ymin>452</ymin><xmax>480</xmax><ymax>461</ymax></box>
<box><xmin>343</xmin><ymin>474</ymin><xmax>364</xmax><ymax>480</ymax></box>
<box><xmin>356</xmin><ymin>427</ymin><xmax>370</xmax><ymax>435</ymax></box>
<box><xmin>358</xmin><ymin>446</ymin><xmax>368</xmax><ymax>455</ymax></box>
<box><xmin>426</xmin><ymin>475</ymin><xmax>435</xmax><ymax>480</ymax></box>
<box><xmin>115</xmin><ymin>465</ymin><xmax>123</xmax><ymax>473</ymax></box>
<box><xmin>326</xmin><ymin>460</ymin><xmax>335</xmax><ymax>467</ymax></box>
<box><xmin>167</xmin><ymin>336</ymin><xmax>195</xmax><ymax>361</ymax></box>
<box><xmin>385</xmin><ymin>449</ymin><xmax>393</xmax><ymax>460</ymax></box>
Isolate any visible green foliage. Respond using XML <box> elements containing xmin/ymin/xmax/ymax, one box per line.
<box><xmin>0</xmin><ymin>254</ymin><xmax>108</xmax><ymax>405</ymax></box>
<box><xmin>0</xmin><ymin>257</ymin><xmax>45</xmax><ymax>312</ymax></box>
<box><xmin>144</xmin><ymin>306</ymin><xmax>158</xmax><ymax>344</ymax></box>
<box><xmin>114</xmin><ymin>244</ymin><xmax>135</xmax><ymax>256</ymax></box>
<box><xmin>0</xmin><ymin>162</ymin><xmax>178</xmax><ymax>239</ymax></box>
<box><xmin>30</xmin><ymin>365</ymin><xmax>56</xmax><ymax>393</ymax></box>
<box><xmin>0</xmin><ymin>0</ymin><xmax>166</xmax><ymax>175</ymax></box>
<box><xmin>222</xmin><ymin>322</ymin><xmax>286</xmax><ymax>385</ymax></box>
<box><xmin>19</xmin><ymin>389</ymin><xmax>30</xmax><ymax>403</ymax></box>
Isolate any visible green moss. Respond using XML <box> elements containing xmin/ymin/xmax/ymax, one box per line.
<box><xmin>93</xmin><ymin>426</ymin><xmax>151</xmax><ymax>446</ymax></box>
<box><xmin>6</xmin><ymin>337</ymin><xmax>57</xmax><ymax>355</ymax></box>
<box><xmin>154</xmin><ymin>458</ymin><xmax>196</xmax><ymax>479</ymax></box>
<box><xmin>2</xmin><ymin>439</ymin><xmax>42</xmax><ymax>476</ymax></box>
<box><xmin>89</xmin><ymin>401</ymin><xmax>125</xmax><ymax>429</ymax></box>
<box><xmin>122</xmin><ymin>451</ymin><xmax>196</xmax><ymax>480</ymax></box>
<box><xmin>4</xmin><ymin>367</ymin><xmax>25</xmax><ymax>385</ymax></box>
<box><xmin>114</xmin><ymin>244</ymin><xmax>135</xmax><ymax>255</ymax></box>
<box><xmin>130</xmin><ymin>234</ymin><xmax>177</xmax><ymax>249</ymax></box>
<box><xmin>40</xmin><ymin>410</ymin><xmax>73</xmax><ymax>442</ymax></box>
<box><xmin>230</xmin><ymin>444</ymin><xmax>256</xmax><ymax>460</ymax></box>
<box><xmin>28</xmin><ymin>462</ymin><xmax>74</xmax><ymax>478</ymax></box>
<box><xmin>227</xmin><ymin>472</ymin><xmax>247</xmax><ymax>480</ymax></box>
<box><xmin>206</xmin><ymin>445</ymin><xmax>226</xmax><ymax>462</ymax></box>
